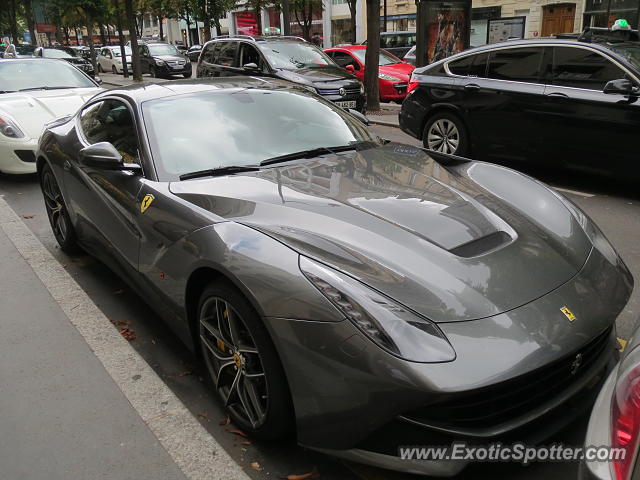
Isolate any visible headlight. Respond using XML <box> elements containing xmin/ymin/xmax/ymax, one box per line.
<box><xmin>155</xmin><ymin>59</ymin><xmax>165</xmax><ymax>66</ymax></box>
<box><xmin>0</xmin><ymin>114</ymin><xmax>25</xmax><ymax>138</ymax></box>
<box><xmin>300</xmin><ymin>256</ymin><xmax>455</xmax><ymax>363</ymax></box>
<box><xmin>359</xmin><ymin>83</ymin><xmax>364</xmax><ymax>94</ymax></box>
<box><xmin>379</xmin><ymin>73</ymin><xmax>401</xmax><ymax>81</ymax></box>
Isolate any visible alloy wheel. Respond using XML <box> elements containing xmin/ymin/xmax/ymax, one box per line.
<box><xmin>42</xmin><ymin>170</ymin><xmax>69</xmax><ymax>243</ymax></box>
<box><xmin>427</xmin><ymin>119</ymin><xmax>460</xmax><ymax>154</ymax></box>
<box><xmin>199</xmin><ymin>297</ymin><xmax>268</xmax><ymax>429</ymax></box>
<box><xmin>112</xmin><ymin>65</ymin><xmax>117</xmax><ymax>74</ymax></box>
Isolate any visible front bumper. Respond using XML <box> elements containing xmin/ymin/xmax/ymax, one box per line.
<box><xmin>263</xmin><ymin>245</ymin><xmax>631</xmax><ymax>476</ymax></box>
<box><xmin>157</xmin><ymin>63</ymin><xmax>192</xmax><ymax>76</ymax></box>
<box><xmin>380</xmin><ymin>81</ymin><xmax>408</xmax><ymax>102</ymax></box>
<box><xmin>0</xmin><ymin>139</ymin><xmax>37</xmax><ymax>174</ymax></box>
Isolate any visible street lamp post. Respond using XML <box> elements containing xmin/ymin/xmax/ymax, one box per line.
<box><xmin>415</xmin><ymin>0</ymin><xmax>428</xmax><ymax>67</ymax></box>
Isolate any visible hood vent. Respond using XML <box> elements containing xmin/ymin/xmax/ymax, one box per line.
<box><xmin>449</xmin><ymin>231</ymin><xmax>512</xmax><ymax>258</ymax></box>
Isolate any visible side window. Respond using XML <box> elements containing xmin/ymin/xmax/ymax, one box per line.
<box><xmin>332</xmin><ymin>51</ymin><xmax>359</xmax><ymax>70</ymax></box>
<box><xmin>487</xmin><ymin>47</ymin><xmax>543</xmax><ymax>83</ymax></box>
<box><xmin>448</xmin><ymin>55</ymin><xmax>473</xmax><ymax>76</ymax></box>
<box><xmin>79</xmin><ymin>100</ymin><xmax>140</xmax><ymax>164</ymax></box>
<box><xmin>202</xmin><ymin>42</ymin><xmax>221</xmax><ymax>64</ymax></box>
<box><xmin>240</xmin><ymin>44</ymin><xmax>266</xmax><ymax>71</ymax></box>
<box><xmin>551</xmin><ymin>47</ymin><xmax>626</xmax><ymax>90</ymax></box>
<box><xmin>468</xmin><ymin>52</ymin><xmax>489</xmax><ymax>77</ymax></box>
<box><xmin>217</xmin><ymin>41</ymin><xmax>238</xmax><ymax>67</ymax></box>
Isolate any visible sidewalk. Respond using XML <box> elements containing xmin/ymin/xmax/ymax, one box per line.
<box><xmin>0</xmin><ymin>197</ymin><xmax>249</xmax><ymax>480</ymax></box>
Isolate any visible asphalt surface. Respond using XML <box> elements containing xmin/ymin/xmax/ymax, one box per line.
<box><xmin>1</xmin><ymin>124</ymin><xmax>638</xmax><ymax>480</ymax></box>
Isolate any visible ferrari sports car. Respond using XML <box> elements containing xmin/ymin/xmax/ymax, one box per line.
<box><xmin>0</xmin><ymin>58</ymin><xmax>102</xmax><ymax>174</ymax></box>
<box><xmin>37</xmin><ymin>78</ymin><xmax>633</xmax><ymax>476</ymax></box>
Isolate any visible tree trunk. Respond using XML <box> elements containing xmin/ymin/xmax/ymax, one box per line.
<box><xmin>86</xmin><ymin>14</ymin><xmax>98</xmax><ymax>72</ymax></box>
<box><xmin>364</xmin><ymin>0</ymin><xmax>380</xmax><ymax>111</ymax></box>
<box><xmin>64</xmin><ymin>26</ymin><xmax>70</xmax><ymax>45</ymax></box>
<box><xmin>99</xmin><ymin>24</ymin><xmax>107</xmax><ymax>45</ymax></box>
<box><xmin>200</xmin><ymin>0</ymin><xmax>211</xmax><ymax>42</ymax></box>
<box><xmin>185</xmin><ymin>10</ymin><xmax>192</xmax><ymax>46</ymax></box>
<box><xmin>114</xmin><ymin>0</ymin><xmax>129</xmax><ymax>77</ymax></box>
<box><xmin>255</xmin><ymin>7</ymin><xmax>262</xmax><ymax>35</ymax></box>
<box><xmin>348</xmin><ymin>1</ymin><xmax>357</xmax><ymax>44</ymax></box>
<box><xmin>23</xmin><ymin>0</ymin><xmax>37</xmax><ymax>45</ymax></box>
<box><xmin>74</xmin><ymin>27</ymin><xmax>80</xmax><ymax>45</ymax></box>
<box><xmin>159</xmin><ymin>17</ymin><xmax>164</xmax><ymax>41</ymax></box>
<box><xmin>125</xmin><ymin>0</ymin><xmax>142</xmax><ymax>81</ymax></box>
<box><xmin>9</xmin><ymin>0</ymin><xmax>19</xmax><ymax>44</ymax></box>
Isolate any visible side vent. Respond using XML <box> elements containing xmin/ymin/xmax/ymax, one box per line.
<box><xmin>449</xmin><ymin>231</ymin><xmax>512</xmax><ymax>258</ymax></box>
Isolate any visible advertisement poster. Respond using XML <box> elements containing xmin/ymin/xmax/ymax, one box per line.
<box><xmin>426</xmin><ymin>1</ymin><xmax>470</xmax><ymax>63</ymax></box>
<box><xmin>488</xmin><ymin>17</ymin><xmax>526</xmax><ymax>43</ymax></box>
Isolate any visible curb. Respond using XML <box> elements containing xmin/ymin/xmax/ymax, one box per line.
<box><xmin>368</xmin><ymin>118</ymin><xmax>400</xmax><ymax>128</ymax></box>
<box><xmin>0</xmin><ymin>196</ymin><xmax>251</xmax><ymax>480</ymax></box>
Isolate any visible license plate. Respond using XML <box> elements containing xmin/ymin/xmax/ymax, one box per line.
<box><xmin>336</xmin><ymin>101</ymin><xmax>356</xmax><ymax>108</ymax></box>
<box><xmin>172</xmin><ymin>65</ymin><xmax>182</xmax><ymax>69</ymax></box>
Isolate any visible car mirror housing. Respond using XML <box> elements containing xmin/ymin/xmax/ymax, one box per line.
<box><xmin>94</xmin><ymin>76</ymin><xmax>103</xmax><ymax>85</ymax></box>
<box><xmin>603</xmin><ymin>78</ymin><xmax>638</xmax><ymax>95</ymax></box>
<box><xmin>78</xmin><ymin>142</ymin><xmax>141</xmax><ymax>172</ymax></box>
<box><xmin>345</xmin><ymin>64</ymin><xmax>355</xmax><ymax>73</ymax></box>
<box><xmin>347</xmin><ymin>108</ymin><xmax>370</xmax><ymax>126</ymax></box>
<box><xmin>242</xmin><ymin>62</ymin><xmax>260</xmax><ymax>72</ymax></box>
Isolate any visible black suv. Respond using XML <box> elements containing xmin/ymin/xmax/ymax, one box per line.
<box><xmin>196</xmin><ymin>35</ymin><xmax>365</xmax><ymax>112</ymax></box>
<box><xmin>400</xmin><ymin>28</ymin><xmax>640</xmax><ymax>180</ymax></box>
<box><xmin>138</xmin><ymin>41</ymin><xmax>192</xmax><ymax>78</ymax></box>
<box><xmin>34</xmin><ymin>46</ymin><xmax>95</xmax><ymax>77</ymax></box>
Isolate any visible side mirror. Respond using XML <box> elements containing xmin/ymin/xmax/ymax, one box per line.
<box><xmin>347</xmin><ymin>108</ymin><xmax>370</xmax><ymax>126</ymax></box>
<box><xmin>242</xmin><ymin>62</ymin><xmax>260</xmax><ymax>72</ymax></box>
<box><xmin>78</xmin><ymin>142</ymin><xmax>141</xmax><ymax>172</ymax></box>
<box><xmin>94</xmin><ymin>76</ymin><xmax>103</xmax><ymax>85</ymax></box>
<box><xmin>345</xmin><ymin>64</ymin><xmax>355</xmax><ymax>73</ymax></box>
<box><xmin>603</xmin><ymin>78</ymin><xmax>638</xmax><ymax>95</ymax></box>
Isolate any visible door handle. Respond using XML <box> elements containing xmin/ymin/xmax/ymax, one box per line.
<box><xmin>464</xmin><ymin>84</ymin><xmax>480</xmax><ymax>92</ymax></box>
<box><xmin>63</xmin><ymin>160</ymin><xmax>71</xmax><ymax>171</ymax></box>
<box><xmin>546</xmin><ymin>92</ymin><xmax>569</xmax><ymax>98</ymax></box>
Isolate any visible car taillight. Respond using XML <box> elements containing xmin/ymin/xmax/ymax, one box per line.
<box><xmin>612</xmin><ymin>362</ymin><xmax>640</xmax><ymax>480</ymax></box>
<box><xmin>407</xmin><ymin>74</ymin><xmax>419</xmax><ymax>94</ymax></box>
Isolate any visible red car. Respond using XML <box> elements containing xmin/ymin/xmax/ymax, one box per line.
<box><xmin>324</xmin><ymin>45</ymin><xmax>414</xmax><ymax>103</ymax></box>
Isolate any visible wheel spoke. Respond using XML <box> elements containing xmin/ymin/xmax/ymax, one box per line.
<box><xmin>224</xmin><ymin>368</ymin><xmax>242</xmax><ymax>407</ymax></box>
<box><xmin>216</xmin><ymin>299</ymin><xmax>235</xmax><ymax>348</ymax></box>
<box><xmin>215</xmin><ymin>360</ymin><xmax>235</xmax><ymax>387</ymax></box>
<box><xmin>200</xmin><ymin>333</ymin><xmax>233</xmax><ymax>362</ymax></box>
<box><xmin>236</xmin><ymin>378</ymin><xmax>260</xmax><ymax>426</ymax></box>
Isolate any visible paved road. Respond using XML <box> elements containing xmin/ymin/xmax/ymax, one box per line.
<box><xmin>1</xmin><ymin>124</ymin><xmax>637</xmax><ymax>480</ymax></box>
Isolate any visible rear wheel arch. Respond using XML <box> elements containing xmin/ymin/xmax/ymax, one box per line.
<box><xmin>421</xmin><ymin>107</ymin><xmax>472</xmax><ymax>156</ymax></box>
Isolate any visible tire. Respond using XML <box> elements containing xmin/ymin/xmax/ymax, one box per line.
<box><xmin>112</xmin><ymin>65</ymin><xmax>117</xmax><ymax>74</ymax></box>
<box><xmin>183</xmin><ymin>72</ymin><xmax>192</xmax><ymax>78</ymax></box>
<box><xmin>40</xmin><ymin>163</ymin><xmax>79</xmax><ymax>254</ymax></box>
<box><xmin>150</xmin><ymin>66</ymin><xmax>158</xmax><ymax>78</ymax></box>
<box><xmin>422</xmin><ymin>112</ymin><xmax>469</xmax><ymax>156</ymax></box>
<box><xmin>197</xmin><ymin>282</ymin><xmax>293</xmax><ymax>440</ymax></box>
<box><xmin>97</xmin><ymin>63</ymin><xmax>103</xmax><ymax>73</ymax></box>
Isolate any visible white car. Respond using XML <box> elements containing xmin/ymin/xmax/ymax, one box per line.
<box><xmin>0</xmin><ymin>58</ymin><xmax>102</xmax><ymax>174</ymax></box>
<box><xmin>97</xmin><ymin>46</ymin><xmax>132</xmax><ymax>74</ymax></box>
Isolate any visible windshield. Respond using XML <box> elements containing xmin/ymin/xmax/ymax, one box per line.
<box><xmin>111</xmin><ymin>47</ymin><xmax>132</xmax><ymax>57</ymax></box>
<box><xmin>43</xmin><ymin>49</ymin><xmax>73</xmax><ymax>59</ymax></box>
<box><xmin>142</xmin><ymin>89</ymin><xmax>375</xmax><ymax>179</ymax></box>
<box><xmin>352</xmin><ymin>48</ymin><xmax>401</xmax><ymax>66</ymax></box>
<box><xmin>15</xmin><ymin>45</ymin><xmax>36</xmax><ymax>55</ymax></box>
<box><xmin>0</xmin><ymin>60</ymin><xmax>96</xmax><ymax>92</ymax></box>
<box><xmin>148</xmin><ymin>44</ymin><xmax>179</xmax><ymax>56</ymax></box>
<box><xmin>258</xmin><ymin>41</ymin><xmax>334</xmax><ymax>69</ymax></box>
<box><xmin>611</xmin><ymin>44</ymin><xmax>640</xmax><ymax>71</ymax></box>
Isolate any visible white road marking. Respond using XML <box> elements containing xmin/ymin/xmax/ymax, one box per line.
<box><xmin>0</xmin><ymin>196</ymin><xmax>250</xmax><ymax>480</ymax></box>
<box><xmin>552</xmin><ymin>187</ymin><xmax>595</xmax><ymax>198</ymax></box>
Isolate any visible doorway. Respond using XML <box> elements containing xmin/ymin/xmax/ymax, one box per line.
<box><xmin>541</xmin><ymin>3</ymin><xmax>576</xmax><ymax>37</ymax></box>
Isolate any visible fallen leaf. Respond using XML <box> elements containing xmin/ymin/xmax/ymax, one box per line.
<box><xmin>241</xmin><ymin>440</ymin><xmax>252</xmax><ymax>446</ymax></box>
<box><xmin>197</xmin><ymin>412</ymin><xmax>210</xmax><ymax>420</ymax></box>
<box><xmin>177</xmin><ymin>370</ymin><xmax>192</xmax><ymax>377</ymax></box>
<box><xmin>113</xmin><ymin>289</ymin><xmax>124</xmax><ymax>295</ymax></box>
<box><xmin>151</xmin><ymin>339</ymin><xmax>156</xmax><ymax>345</ymax></box>
<box><xmin>282</xmin><ymin>468</ymin><xmax>320</xmax><ymax>480</ymax></box>
<box><xmin>119</xmin><ymin>327</ymin><xmax>136</xmax><ymax>341</ymax></box>
<box><xmin>250</xmin><ymin>462</ymin><xmax>263</xmax><ymax>471</ymax></box>
<box><xmin>22</xmin><ymin>215</ymin><xmax>34</xmax><ymax>219</ymax></box>
<box><xmin>111</xmin><ymin>320</ymin><xmax>129</xmax><ymax>326</ymax></box>
<box><xmin>225</xmin><ymin>427</ymin><xmax>247</xmax><ymax>437</ymax></box>
<box><xmin>219</xmin><ymin>416</ymin><xmax>231</xmax><ymax>426</ymax></box>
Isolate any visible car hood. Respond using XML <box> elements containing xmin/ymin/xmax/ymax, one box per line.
<box><xmin>169</xmin><ymin>144</ymin><xmax>593</xmax><ymax>323</ymax></box>
<box><xmin>0</xmin><ymin>87</ymin><xmax>102</xmax><ymax>139</ymax></box>
<box><xmin>61</xmin><ymin>57</ymin><xmax>88</xmax><ymax>65</ymax></box>
<box><xmin>155</xmin><ymin>54</ymin><xmax>187</xmax><ymax>62</ymax></box>
<box><xmin>381</xmin><ymin>62</ymin><xmax>414</xmax><ymax>79</ymax></box>
<box><xmin>277</xmin><ymin>66</ymin><xmax>358</xmax><ymax>84</ymax></box>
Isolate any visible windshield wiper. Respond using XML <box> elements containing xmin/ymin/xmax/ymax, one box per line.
<box><xmin>260</xmin><ymin>144</ymin><xmax>359</xmax><ymax>166</ymax></box>
<box><xmin>179</xmin><ymin>165</ymin><xmax>260</xmax><ymax>181</ymax></box>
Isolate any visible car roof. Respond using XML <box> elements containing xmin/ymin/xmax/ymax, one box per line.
<box><xmin>206</xmin><ymin>35</ymin><xmax>308</xmax><ymax>45</ymax></box>
<box><xmin>327</xmin><ymin>45</ymin><xmax>366</xmax><ymax>51</ymax></box>
<box><xmin>97</xmin><ymin>77</ymin><xmax>299</xmax><ymax>103</ymax></box>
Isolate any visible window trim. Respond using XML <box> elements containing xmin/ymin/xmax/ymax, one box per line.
<box><xmin>76</xmin><ymin>96</ymin><xmax>147</xmax><ymax>177</ymax></box>
<box><xmin>443</xmin><ymin>43</ymin><xmax>639</xmax><ymax>91</ymax></box>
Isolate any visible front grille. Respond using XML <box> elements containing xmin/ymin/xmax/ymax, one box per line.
<box><xmin>403</xmin><ymin>327</ymin><xmax>613</xmax><ymax>431</ymax></box>
<box><xmin>14</xmin><ymin>150</ymin><xmax>36</xmax><ymax>163</ymax></box>
<box><xmin>166</xmin><ymin>60</ymin><xmax>186</xmax><ymax>66</ymax></box>
<box><xmin>317</xmin><ymin>86</ymin><xmax>361</xmax><ymax>97</ymax></box>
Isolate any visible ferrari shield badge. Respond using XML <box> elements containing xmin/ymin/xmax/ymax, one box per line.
<box><xmin>140</xmin><ymin>194</ymin><xmax>155</xmax><ymax>214</ymax></box>
<box><xmin>560</xmin><ymin>306</ymin><xmax>576</xmax><ymax>322</ymax></box>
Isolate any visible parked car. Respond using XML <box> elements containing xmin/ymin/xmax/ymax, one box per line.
<box><xmin>97</xmin><ymin>45</ymin><xmax>132</xmax><ymax>74</ymax></box>
<box><xmin>0</xmin><ymin>58</ymin><xmax>102</xmax><ymax>174</ymax></box>
<box><xmin>186</xmin><ymin>44</ymin><xmax>202</xmax><ymax>62</ymax></box>
<box><xmin>3</xmin><ymin>43</ymin><xmax>37</xmax><ymax>59</ymax></box>
<box><xmin>70</xmin><ymin>45</ymin><xmax>91</xmax><ymax>60</ymax></box>
<box><xmin>580</xmin><ymin>321</ymin><xmax>640</xmax><ymax>480</ymax></box>
<box><xmin>403</xmin><ymin>44</ymin><xmax>416</xmax><ymax>65</ymax></box>
<box><xmin>37</xmin><ymin>76</ymin><xmax>633</xmax><ymax>476</ymax></box>
<box><xmin>363</xmin><ymin>31</ymin><xmax>417</xmax><ymax>60</ymax></box>
<box><xmin>33</xmin><ymin>46</ymin><xmax>95</xmax><ymax>77</ymax></box>
<box><xmin>197</xmin><ymin>36</ymin><xmax>365</xmax><ymax>112</ymax></box>
<box><xmin>400</xmin><ymin>36</ymin><xmax>640</xmax><ymax>180</ymax></box>
<box><xmin>138</xmin><ymin>41</ymin><xmax>191</xmax><ymax>78</ymax></box>
<box><xmin>325</xmin><ymin>45</ymin><xmax>414</xmax><ymax>102</ymax></box>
